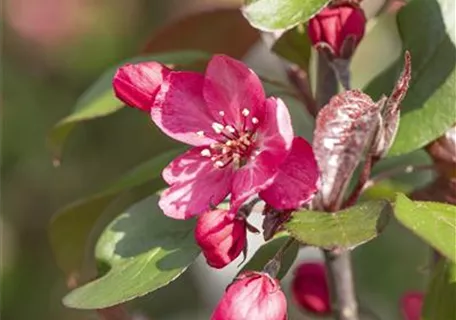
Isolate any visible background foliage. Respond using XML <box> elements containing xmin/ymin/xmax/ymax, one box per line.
<box><xmin>2</xmin><ymin>0</ymin><xmax>452</xmax><ymax>319</ymax></box>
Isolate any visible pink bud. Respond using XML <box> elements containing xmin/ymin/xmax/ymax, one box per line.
<box><xmin>400</xmin><ymin>292</ymin><xmax>424</xmax><ymax>320</ymax></box>
<box><xmin>212</xmin><ymin>271</ymin><xmax>287</xmax><ymax>320</ymax></box>
<box><xmin>194</xmin><ymin>209</ymin><xmax>247</xmax><ymax>269</ymax></box>
<box><xmin>307</xmin><ymin>3</ymin><xmax>366</xmax><ymax>58</ymax></box>
<box><xmin>113</xmin><ymin>61</ymin><xmax>170</xmax><ymax>112</ymax></box>
<box><xmin>291</xmin><ymin>262</ymin><xmax>331</xmax><ymax>316</ymax></box>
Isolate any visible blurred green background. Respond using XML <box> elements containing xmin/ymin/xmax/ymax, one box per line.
<box><xmin>1</xmin><ymin>0</ymin><xmax>432</xmax><ymax>319</ymax></box>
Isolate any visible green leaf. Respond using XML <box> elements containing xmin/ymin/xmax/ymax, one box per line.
<box><xmin>285</xmin><ymin>200</ymin><xmax>392</xmax><ymax>249</ymax></box>
<box><xmin>240</xmin><ymin>233</ymin><xmax>299</xmax><ymax>279</ymax></box>
<box><xmin>422</xmin><ymin>259</ymin><xmax>456</xmax><ymax>320</ymax></box>
<box><xmin>242</xmin><ymin>0</ymin><xmax>329</xmax><ymax>31</ymax></box>
<box><xmin>63</xmin><ymin>195</ymin><xmax>200</xmax><ymax>309</ymax></box>
<box><xmin>365</xmin><ymin>0</ymin><xmax>456</xmax><ymax>156</ymax></box>
<box><xmin>48</xmin><ymin>51</ymin><xmax>209</xmax><ymax>161</ymax></box>
<box><xmin>49</xmin><ymin>149</ymin><xmax>182</xmax><ymax>275</ymax></box>
<box><xmin>393</xmin><ymin>193</ymin><xmax>456</xmax><ymax>263</ymax></box>
<box><xmin>272</xmin><ymin>24</ymin><xmax>312</xmax><ymax>71</ymax></box>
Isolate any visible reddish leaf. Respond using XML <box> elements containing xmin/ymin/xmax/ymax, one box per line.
<box><xmin>372</xmin><ymin>52</ymin><xmax>412</xmax><ymax>158</ymax></box>
<box><xmin>143</xmin><ymin>8</ymin><xmax>260</xmax><ymax>59</ymax></box>
<box><xmin>313</xmin><ymin>90</ymin><xmax>382</xmax><ymax>211</ymax></box>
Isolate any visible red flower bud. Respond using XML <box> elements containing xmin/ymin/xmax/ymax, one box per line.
<box><xmin>195</xmin><ymin>209</ymin><xmax>247</xmax><ymax>269</ymax></box>
<box><xmin>307</xmin><ymin>3</ymin><xmax>366</xmax><ymax>58</ymax></box>
<box><xmin>400</xmin><ymin>292</ymin><xmax>424</xmax><ymax>320</ymax></box>
<box><xmin>212</xmin><ymin>271</ymin><xmax>287</xmax><ymax>320</ymax></box>
<box><xmin>291</xmin><ymin>262</ymin><xmax>331</xmax><ymax>316</ymax></box>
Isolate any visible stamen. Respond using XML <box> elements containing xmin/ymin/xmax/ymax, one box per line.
<box><xmin>212</xmin><ymin>122</ymin><xmax>224</xmax><ymax>134</ymax></box>
<box><xmin>225</xmin><ymin>125</ymin><xmax>236</xmax><ymax>133</ymax></box>
<box><xmin>196</xmin><ymin>130</ymin><xmax>205</xmax><ymax>136</ymax></box>
<box><xmin>200</xmin><ymin>149</ymin><xmax>211</xmax><ymax>157</ymax></box>
<box><xmin>252</xmin><ymin>117</ymin><xmax>259</xmax><ymax>124</ymax></box>
<box><xmin>242</xmin><ymin>108</ymin><xmax>250</xmax><ymax>117</ymax></box>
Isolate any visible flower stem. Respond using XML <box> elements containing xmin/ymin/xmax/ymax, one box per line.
<box><xmin>316</xmin><ymin>51</ymin><xmax>339</xmax><ymax>109</ymax></box>
<box><xmin>263</xmin><ymin>238</ymin><xmax>296</xmax><ymax>278</ymax></box>
<box><xmin>324</xmin><ymin>250</ymin><xmax>359</xmax><ymax>320</ymax></box>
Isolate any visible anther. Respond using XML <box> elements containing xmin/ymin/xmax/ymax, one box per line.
<box><xmin>252</xmin><ymin>117</ymin><xmax>259</xmax><ymax>124</ymax></box>
<box><xmin>212</xmin><ymin>122</ymin><xmax>224</xmax><ymax>134</ymax></box>
<box><xmin>196</xmin><ymin>130</ymin><xmax>205</xmax><ymax>136</ymax></box>
<box><xmin>215</xmin><ymin>160</ymin><xmax>225</xmax><ymax>168</ymax></box>
<box><xmin>242</xmin><ymin>108</ymin><xmax>250</xmax><ymax>117</ymax></box>
<box><xmin>219</xmin><ymin>111</ymin><xmax>225</xmax><ymax>117</ymax></box>
<box><xmin>200</xmin><ymin>149</ymin><xmax>211</xmax><ymax>157</ymax></box>
<box><xmin>225</xmin><ymin>125</ymin><xmax>236</xmax><ymax>133</ymax></box>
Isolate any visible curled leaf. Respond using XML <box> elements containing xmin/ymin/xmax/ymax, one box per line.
<box><xmin>372</xmin><ymin>52</ymin><xmax>412</xmax><ymax>158</ymax></box>
<box><xmin>313</xmin><ymin>90</ymin><xmax>382</xmax><ymax>210</ymax></box>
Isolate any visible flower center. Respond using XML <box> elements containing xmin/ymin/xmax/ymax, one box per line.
<box><xmin>199</xmin><ymin>108</ymin><xmax>260</xmax><ymax>169</ymax></box>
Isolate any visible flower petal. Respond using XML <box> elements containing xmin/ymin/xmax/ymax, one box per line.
<box><xmin>230</xmin><ymin>97</ymin><xmax>294</xmax><ymax>211</ymax></box>
<box><xmin>113</xmin><ymin>62</ymin><xmax>170</xmax><ymax>112</ymax></box>
<box><xmin>152</xmin><ymin>71</ymin><xmax>218</xmax><ymax>146</ymax></box>
<box><xmin>203</xmin><ymin>55</ymin><xmax>266</xmax><ymax>130</ymax></box>
<box><xmin>260</xmin><ymin>137</ymin><xmax>320</xmax><ymax>210</ymax></box>
<box><xmin>159</xmin><ymin>147</ymin><xmax>234</xmax><ymax>219</ymax></box>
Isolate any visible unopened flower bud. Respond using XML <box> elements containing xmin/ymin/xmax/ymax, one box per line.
<box><xmin>195</xmin><ymin>209</ymin><xmax>247</xmax><ymax>269</ymax></box>
<box><xmin>113</xmin><ymin>61</ymin><xmax>170</xmax><ymax>112</ymax></box>
<box><xmin>212</xmin><ymin>271</ymin><xmax>287</xmax><ymax>320</ymax></box>
<box><xmin>291</xmin><ymin>262</ymin><xmax>331</xmax><ymax>316</ymax></box>
<box><xmin>400</xmin><ymin>292</ymin><xmax>424</xmax><ymax>320</ymax></box>
<box><xmin>307</xmin><ymin>3</ymin><xmax>366</xmax><ymax>58</ymax></box>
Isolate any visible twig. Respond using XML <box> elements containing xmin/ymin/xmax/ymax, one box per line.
<box><xmin>324</xmin><ymin>250</ymin><xmax>358</xmax><ymax>320</ymax></box>
<box><xmin>286</xmin><ymin>65</ymin><xmax>319</xmax><ymax>118</ymax></box>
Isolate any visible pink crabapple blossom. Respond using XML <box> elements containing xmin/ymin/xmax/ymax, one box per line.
<box><xmin>291</xmin><ymin>262</ymin><xmax>331</xmax><ymax>316</ymax></box>
<box><xmin>194</xmin><ymin>209</ymin><xmax>247</xmax><ymax>269</ymax></box>
<box><xmin>211</xmin><ymin>271</ymin><xmax>287</xmax><ymax>320</ymax></box>
<box><xmin>113</xmin><ymin>55</ymin><xmax>319</xmax><ymax>219</ymax></box>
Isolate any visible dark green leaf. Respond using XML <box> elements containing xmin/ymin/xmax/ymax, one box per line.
<box><xmin>393</xmin><ymin>193</ymin><xmax>456</xmax><ymax>263</ymax></box>
<box><xmin>49</xmin><ymin>149</ymin><xmax>182</xmax><ymax>275</ymax></box>
<box><xmin>240</xmin><ymin>233</ymin><xmax>299</xmax><ymax>279</ymax></box>
<box><xmin>365</xmin><ymin>0</ymin><xmax>456</xmax><ymax>156</ymax></box>
<box><xmin>285</xmin><ymin>200</ymin><xmax>392</xmax><ymax>249</ymax></box>
<box><xmin>242</xmin><ymin>0</ymin><xmax>329</xmax><ymax>31</ymax></box>
<box><xmin>422</xmin><ymin>259</ymin><xmax>456</xmax><ymax>320</ymax></box>
<box><xmin>143</xmin><ymin>9</ymin><xmax>259</xmax><ymax>58</ymax></box>
<box><xmin>63</xmin><ymin>195</ymin><xmax>200</xmax><ymax>309</ymax></box>
<box><xmin>272</xmin><ymin>24</ymin><xmax>312</xmax><ymax>70</ymax></box>
<box><xmin>48</xmin><ymin>51</ymin><xmax>209</xmax><ymax>161</ymax></box>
